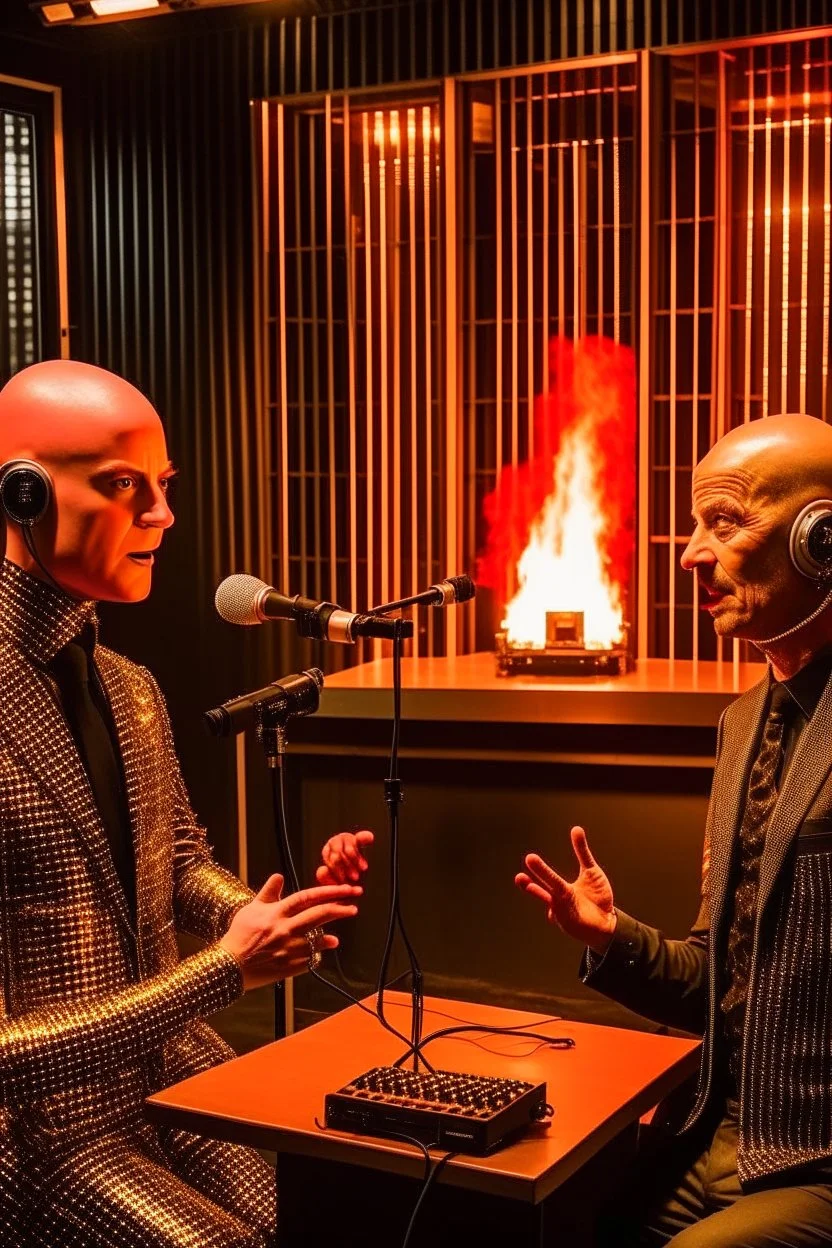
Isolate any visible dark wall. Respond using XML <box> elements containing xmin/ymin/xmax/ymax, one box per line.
<box><xmin>2</xmin><ymin>0</ymin><xmax>828</xmax><ymax>877</ymax></box>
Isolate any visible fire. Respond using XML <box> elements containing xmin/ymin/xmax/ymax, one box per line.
<box><xmin>502</xmin><ymin>421</ymin><xmax>624</xmax><ymax>649</ymax></box>
<box><xmin>478</xmin><ymin>335</ymin><xmax>636</xmax><ymax>652</ymax></box>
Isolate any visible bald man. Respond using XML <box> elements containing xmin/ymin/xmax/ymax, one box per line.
<box><xmin>0</xmin><ymin>360</ymin><xmax>363</xmax><ymax>1248</ymax></box>
<box><xmin>514</xmin><ymin>414</ymin><xmax>832</xmax><ymax>1246</ymax></box>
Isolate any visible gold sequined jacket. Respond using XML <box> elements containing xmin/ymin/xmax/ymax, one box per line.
<box><xmin>0</xmin><ymin>559</ymin><xmax>252</xmax><ymax>1151</ymax></box>
<box><xmin>584</xmin><ymin>670</ymin><xmax>832</xmax><ymax>1184</ymax></box>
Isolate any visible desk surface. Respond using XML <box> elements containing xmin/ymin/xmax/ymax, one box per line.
<box><xmin>147</xmin><ymin>992</ymin><xmax>700</xmax><ymax>1204</ymax></box>
<box><xmin>316</xmin><ymin>654</ymin><xmax>762</xmax><ymax>727</ymax></box>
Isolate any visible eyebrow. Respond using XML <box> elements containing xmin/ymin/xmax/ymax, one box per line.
<box><xmin>93</xmin><ymin>460</ymin><xmax>178</xmax><ymax>476</ymax></box>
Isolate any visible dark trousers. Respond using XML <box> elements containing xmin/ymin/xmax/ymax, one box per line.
<box><xmin>634</xmin><ymin>1103</ymin><xmax>832</xmax><ymax>1248</ymax></box>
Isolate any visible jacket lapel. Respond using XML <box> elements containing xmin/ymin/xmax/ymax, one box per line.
<box><xmin>0</xmin><ymin>645</ymin><xmax>136</xmax><ymax>941</ymax></box>
<box><xmin>757</xmin><ymin>666</ymin><xmax>832</xmax><ymax>916</ymax></box>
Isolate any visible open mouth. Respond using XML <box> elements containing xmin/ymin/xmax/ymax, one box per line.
<box><xmin>127</xmin><ymin>552</ymin><xmax>155</xmax><ymax>566</ymax></box>
<box><xmin>699</xmin><ymin>584</ymin><xmax>727</xmax><ymax>608</ymax></box>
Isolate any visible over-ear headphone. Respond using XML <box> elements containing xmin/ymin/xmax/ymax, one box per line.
<box><xmin>790</xmin><ymin>500</ymin><xmax>832</xmax><ymax>580</ymax></box>
<box><xmin>0</xmin><ymin>460</ymin><xmax>53</xmax><ymax>527</ymax></box>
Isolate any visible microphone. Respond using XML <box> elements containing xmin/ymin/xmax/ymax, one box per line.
<box><xmin>204</xmin><ymin>668</ymin><xmax>324</xmax><ymax>736</ymax></box>
<box><xmin>366</xmin><ymin>574</ymin><xmax>476</xmax><ymax>616</ymax></box>
<box><xmin>215</xmin><ymin>574</ymin><xmax>413</xmax><ymax>643</ymax></box>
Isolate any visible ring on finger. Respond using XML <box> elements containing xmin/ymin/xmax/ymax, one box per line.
<box><xmin>305</xmin><ymin>927</ymin><xmax>323</xmax><ymax>971</ymax></box>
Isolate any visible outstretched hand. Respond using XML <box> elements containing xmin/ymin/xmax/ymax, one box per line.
<box><xmin>515</xmin><ymin>826</ymin><xmax>617</xmax><ymax>955</ymax></box>
<box><xmin>220</xmin><ymin>873</ymin><xmax>362</xmax><ymax>992</ymax></box>
<box><xmin>317</xmin><ymin>830</ymin><xmax>374</xmax><ymax>885</ymax></box>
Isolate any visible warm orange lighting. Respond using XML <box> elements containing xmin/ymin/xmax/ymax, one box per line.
<box><xmin>767</xmin><ymin>94</ymin><xmax>775</xmax><ymax>107</ymax></box>
<box><xmin>502</xmin><ymin>421</ymin><xmax>625</xmax><ymax>650</ymax></box>
<box><xmin>389</xmin><ymin>110</ymin><xmax>400</xmax><ymax>148</ymax></box>
<box><xmin>40</xmin><ymin>2</ymin><xmax>73</xmax><ymax>19</ymax></box>
<box><xmin>89</xmin><ymin>0</ymin><xmax>159</xmax><ymax>13</ymax></box>
<box><xmin>374</xmin><ymin>110</ymin><xmax>384</xmax><ymax>148</ymax></box>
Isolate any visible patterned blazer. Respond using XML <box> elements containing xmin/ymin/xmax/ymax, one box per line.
<box><xmin>585</xmin><ymin>667</ymin><xmax>832</xmax><ymax>1184</ymax></box>
<box><xmin>0</xmin><ymin>560</ymin><xmax>252</xmax><ymax>1155</ymax></box>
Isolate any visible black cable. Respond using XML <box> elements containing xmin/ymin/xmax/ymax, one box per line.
<box><xmin>309</xmin><ymin>965</ymin><xmax>436</xmax><ymax>1069</ymax></box>
<box><xmin>401</xmin><ymin>1149</ymin><xmax>456</xmax><ymax>1248</ymax></box>
<box><xmin>273</xmin><ymin>755</ymin><xmax>301</xmax><ymax>895</ymax></box>
<box><xmin>392</xmin><ymin>1022</ymin><xmax>575</xmax><ymax>1067</ymax></box>
<box><xmin>22</xmin><ymin>525</ymin><xmax>65</xmax><ymax>595</ymax></box>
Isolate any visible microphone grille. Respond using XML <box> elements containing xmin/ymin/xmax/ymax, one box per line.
<box><xmin>215</xmin><ymin>573</ymin><xmax>270</xmax><ymax>626</ymax></box>
<box><xmin>448</xmin><ymin>574</ymin><xmax>476</xmax><ymax>603</ymax></box>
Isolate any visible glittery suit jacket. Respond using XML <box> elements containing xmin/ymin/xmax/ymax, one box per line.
<box><xmin>584</xmin><ymin>668</ymin><xmax>832</xmax><ymax>1185</ymax></box>
<box><xmin>0</xmin><ymin>562</ymin><xmax>264</xmax><ymax>1235</ymax></box>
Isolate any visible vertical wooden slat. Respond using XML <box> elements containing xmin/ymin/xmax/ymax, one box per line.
<box><xmin>392</xmin><ymin>110</ymin><xmax>402</xmax><ymax>605</ymax></box>
<box><xmin>823</xmin><ymin>112</ymin><xmax>831</xmax><ymax>421</ymax></box>
<box><xmin>669</xmin><ymin>89</ymin><xmax>677</xmax><ymax>662</ymax></box>
<box><xmin>743</xmin><ymin>48</ymin><xmax>755</xmax><ymax>425</ymax></box>
<box><xmin>293</xmin><ymin>108</ymin><xmax>308</xmax><ymax>594</ymax></box>
<box><xmin>637</xmin><ymin>48</ymin><xmax>651</xmax><ymax>662</ymax></box>
<box><xmin>526</xmin><ymin>73</ymin><xmax>535</xmax><ymax>461</ymax></box>
<box><xmin>422</xmin><ymin>105</ymin><xmax>433</xmax><ymax>627</ymax></box>
<box><xmin>572</xmin><ymin>139</ymin><xmax>581</xmax><ymax>339</ymax></box>
<box><xmin>325</xmin><ymin>94</ymin><xmax>337</xmax><ymax>603</ymax></box>
<box><xmin>613</xmin><ymin>63</ymin><xmax>621</xmax><ymax>342</ymax></box>
<box><xmin>762</xmin><ymin>54</ymin><xmax>773</xmax><ymax>418</ymax></box>
<box><xmin>495</xmin><ymin>82</ymin><xmax>504</xmax><ymax>488</ymax></box>
<box><xmin>344</xmin><ymin>96</ymin><xmax>358</xmax><ymax>616</ymax></box>
<box><xmin>444</xmin><ymin>78</ymin><xmax>460</xmax><ymax>655</ymax></box>
<box><xmin>362</xmin><ymin>110</ymin><xmax>375</xmax><ymax>618</ymax></box>
<box><xmin>309</xmin><ymin>113</ymin><xmax>322</xmax><ymax>598</ymax></box>
<box><xmin>781</xmin><ymin>52</ymin><xmax>792</xmax><ymax>416</ymax></box>
<box><xmin>510</xmin><ymin>76</ymin><xmax>519</xmax><ymax>468</ymax></box>
<box><xmin>692</xmin><ymin>61</ymin><xmax>701</xmax><ymax>661</ymax></box>
<box><xmin>408</xmin><ymin>106</ymin><xmax>419</xmax><ymax>652</ymax></box>
<box><xmin>376</xmin><ymin>111</ymin><xmax>390</xmax><ymax>609</ymax></box>
<box><xmin>277</xmin><ymin>103</ymin><xmax>290</xmax><ymax>590</ymax></box>
<box><xmin>714</xmin><ymin>52</ymin><xmax>729</xmax><ymax>442</ymax></box>
<box><xmin>557</xmin><ymin>142</ymin><xmax>566</xmax><ymax>335</ymax></box>
<box><xmin>799</xmin><ymin>45</ymin><xmax>810</xmax><ymax>415</ymax></box>
<box><xmin>542</xmin><ymin>71</ymin><xmax>550</xmax><ymax>394</ymax></box>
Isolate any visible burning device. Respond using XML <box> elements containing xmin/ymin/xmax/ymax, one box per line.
<box><xmin>479</xmin><ymin>336</ymin><xmax>636</xmax><ymax>678</ymax></box>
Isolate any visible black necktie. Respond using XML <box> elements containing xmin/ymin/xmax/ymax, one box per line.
<box><xmin>721</xmin><ymin>680</ymin><xmax>794</xmax><ymax>1080</ymax></box>
<box><xmin>50</xmin><ymin>637</ymin><xmax>136</xmax><ymax>923</ymax></box>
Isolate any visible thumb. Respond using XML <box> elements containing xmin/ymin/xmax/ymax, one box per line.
<box><xmin>571</xmin><ymin>826</ymin><xmax>598</xmax><ymax>872</ymax></box>
<box><xmin>256</xmin><ymin>873</ymin><xmax>285</xmax><ymax>904</ymax></box>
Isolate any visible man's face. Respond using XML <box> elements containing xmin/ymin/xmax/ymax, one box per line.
<box><xmin>680</xmin><ymin>452</ymin><xmax>820</xmax><ymax>641</ymax></box>
<box><xmin>39</xmin><ymin>422</ymin><xmax>176</xmax><ymax>604</ymax></box>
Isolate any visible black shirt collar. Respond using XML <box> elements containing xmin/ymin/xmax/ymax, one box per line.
<box><xmin>771</xmin><ymin>648</ymin><xmax>832</xmax><ymax>722</ymax></box>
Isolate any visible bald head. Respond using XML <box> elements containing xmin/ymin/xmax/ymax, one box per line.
<box><xmin>696</xmin><ymin>413</ymin><xmax>832</xmax><ymax>504</ymax></box>
<box><xmin>0</xmin><ymin>360</ymin><xmax>162</xmax><ymax>464</ymax></box>
<box><xmin>0</xmin><ymin>360</ymin><xmax>175</xmax><ymax>604</ymax></box>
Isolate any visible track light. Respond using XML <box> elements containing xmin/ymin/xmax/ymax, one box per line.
<box><xmin>31</xmin><ymin>0</ymin><xmax>279</xmax><ymax>25</ymax></box>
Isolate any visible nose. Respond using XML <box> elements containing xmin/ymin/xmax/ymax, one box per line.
<box><xmin>680</xmin><ymin>523</ymin><xmax>716</xmax><ymax>572</ymax></box>
<box><xmin>137</xmin><ymin>482</ymin><xmax>175</xmax><ymax>531</ymax></box>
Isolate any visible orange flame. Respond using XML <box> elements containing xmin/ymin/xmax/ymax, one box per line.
<box><xmin>478</xmin><ymin>335</ymin><xmax>636</xmax><ymax>650</ymax></box>
<box><xmin>503</xmin><ymin>419</ymin><xmax>625</xmax><ymax>649</ymax></box>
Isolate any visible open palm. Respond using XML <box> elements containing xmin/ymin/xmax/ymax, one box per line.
<box><xmin>515</xmin><ymin>825</ymin><xmax>616</xmax><ymax>952</ymax></box>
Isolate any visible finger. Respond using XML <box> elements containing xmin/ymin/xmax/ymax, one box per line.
<box><xmin>280</xmin><ymin>884</ymin><xmax>362</xmax><ymax>917</ymax></box>
<box><xmin>323</xmin><ymin>837</ymin><xmax>359</xmax><ymax>882</ymax></box>
<box><xmin>286</xmin><ymin>901</ymin><xmax>359</xmax><ymax>933</ymax></box>
<box><xmin>515</xmin><ymin>874</ymin><xmax>554</xmax><ymax>908</ymax></box>
<box><xmin>354</xmin><ymin>830</ymin><xmax>374</xmax><ymax>849</ymax></box>
<box><xmin>316</xmin><ymin>864</ymin><xmax>337</xmax><ymax>884</ymax></box>
<box><xmin>256</xmin><ymin>873</ymin><xmax>284</xmax><ymax>904</ymax></box>
<box><xmin>570</xmin><ymin>826</ymin><xmax>598</xmax><ymax>871</ymax></box>
<box><xmin>523</xmin><ymin>854</ymin><xmax>571</xmax><ymax>898</ymax></box>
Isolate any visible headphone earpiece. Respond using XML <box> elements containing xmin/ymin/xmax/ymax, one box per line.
<box><xmin>0</xmin><ymin>460</ymin><xmax>53</xmax><ymax>528</ymax></box>
<box><xmin>790</xmin><ymin>499</ymin><xmax>832</xmax><ymax>580</ymax></box>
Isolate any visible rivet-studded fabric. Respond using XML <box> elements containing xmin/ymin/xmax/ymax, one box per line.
<box><xmin>720</xmin><ymin>682</ymin><xmax>794</xmax><ymax>1085</ymax></box>
<box><xmin>0</xmin><ymin>560</ymin><xmax>276</xmax><ymax>1246</ymax></box>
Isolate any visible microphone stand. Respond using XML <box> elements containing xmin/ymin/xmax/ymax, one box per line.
<box><xmin>255</xmin><ymin>704</ymin><xmax>302</xmax><ymax>1042</ymax></box>
<box><xmin>375</xmin><ymin>618</ymin><xmax>425</xmax><ymax>1068</ymax></box>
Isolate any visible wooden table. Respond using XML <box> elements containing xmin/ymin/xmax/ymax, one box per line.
<box><xmin>148</xmin><ymin>992</ymin><xmax>699</xmax><ymax>1245</ymax></box>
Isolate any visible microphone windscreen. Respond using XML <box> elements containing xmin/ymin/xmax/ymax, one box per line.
<box><xmin>215</xmin><ymin>573</ymin><xmax>271</xmax><ymax>626</ymax></box>
<box><xmin>448</xmin><ymin>574</ymin><xmax>476</xmax><ymax>603</ymax></box>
